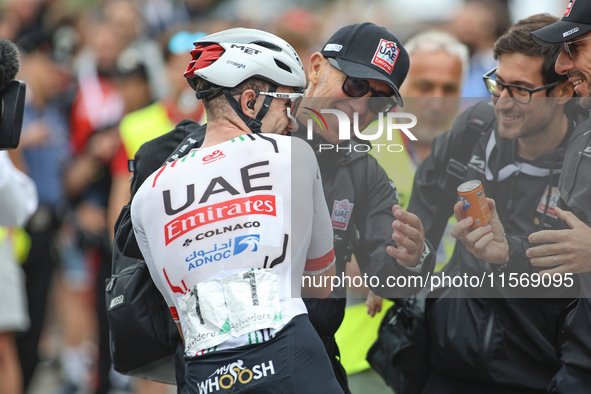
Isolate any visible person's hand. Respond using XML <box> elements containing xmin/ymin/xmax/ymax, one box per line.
<box><xmin>386</xmin><ymin>205</ymin><xmax>425</xmax><ymax>267</ymax></box>
<box><xmin>527</xmin><ymin>207</ymin><xmax>591</xmax><ymax>275</ymax></box>
<box><xmin>451</xmin><ymin>198</ymin><xmax>509</xmax><ymax>265</ymax></box>
<box><xmin>365</xmin><ymin>290</ymin><xmax>383</xmax><ymax>317</ymax></box>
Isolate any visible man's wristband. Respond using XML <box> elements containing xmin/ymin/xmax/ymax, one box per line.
<box><xmin>405</xmin><ymin>241</ymin><xmax>430</xmax><ymax>273</ymax></box>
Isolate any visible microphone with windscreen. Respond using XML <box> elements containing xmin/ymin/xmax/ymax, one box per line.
<box><xmin>0</xmin><ymin>37</ymin><xmax>26</xmax><ymax>150</ymax></box>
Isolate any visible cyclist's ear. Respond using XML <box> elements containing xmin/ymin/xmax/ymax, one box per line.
<box><xmin>241</xmin><ymin>89</ymin><xmax>258</xmax><ymax>117</ymax></box>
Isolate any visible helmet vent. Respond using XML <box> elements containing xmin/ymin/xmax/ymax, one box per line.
<box><xmin>252</xmin><ymin>40</ymin><xmax>282</xmax><ymax>52</ymax></box>
<box><xmin>274</xmin><ymin>59</ymin><xmax>292</xmax><ymax>73</ymax></box>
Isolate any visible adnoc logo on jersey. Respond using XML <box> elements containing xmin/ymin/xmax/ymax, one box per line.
<box><xmin>185</xmin><ymin>235</ymin><xmax>261</xmax><ymax>271</ymax></box>
<box><xmin>234</xmin><ymin>234</ymin><xmax>260</xmax><ymax>254</ymax></box>
<box><xmin>304</xmin><ymin>108</ymin><xmax>417</xmax><ymax>153</ymax></box>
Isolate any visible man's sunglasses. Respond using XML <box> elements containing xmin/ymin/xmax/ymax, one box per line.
<box><xmin>229</xmin><ymin>89</ymin><xmax>304</xmax><ymax>121</ymax></box>
<box><xmin>482</xmin><ymin>67</ymin><xmax>560</xmax><ymax>104</ymax></box>
<box><xmin>328</xmin><ymin>58</ymin><xmax>400</xmax><ymax>113</ymax></box>
<box><xmin>258</xmin><ymin>91</ymin><xmax>304</xmax><ymax>122</ymax></box>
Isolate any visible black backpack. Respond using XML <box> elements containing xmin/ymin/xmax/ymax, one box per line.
<box><xmin>106</xmin><ymin>120</ymin><xmax>204</xmax><ymax>383</ymax></box>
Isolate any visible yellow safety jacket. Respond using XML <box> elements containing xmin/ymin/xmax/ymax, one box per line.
<box><xmin>0</xmin><ymin>227</ymin><xmax>31</xmax><ymax>263</ymax></box>
<box><xmin>119</xmin><ymin>102</ymin><xmax>177</xmax><ymax>160</ymax></box>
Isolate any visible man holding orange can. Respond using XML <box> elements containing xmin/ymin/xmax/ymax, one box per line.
<box><xmin>407</xmin><ymin>14</ymin><xmax>584</xmax><ymax>393</ymax></box>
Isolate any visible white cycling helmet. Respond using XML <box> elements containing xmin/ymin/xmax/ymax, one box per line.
<box><xmin>183</xmin><ymin>28</ymin><xmax>306</xmax><ymax>91</ymax></box>
<box><xmin>183</xmin><ymin>28</ymin><xmax>306</xmax><ymax>133</ymax></box>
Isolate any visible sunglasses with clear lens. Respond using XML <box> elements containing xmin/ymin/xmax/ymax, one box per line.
<box><xmin>482</xmin><ymin>67</ymin><xmax>561</xmax><ymax>104</ymax></box>
<box><xmin>564</xmin><ymin>35</ymin><xmax>591</xmax><ymax>59</ymax></box>
<box><xmin>258</xmin><ymin>91</ymin><xmax>304</xmax><ymax>121</ymax></box>
<box><xmin>328</xmin><ymin>57</ymin><xmax>400</xmax><ymax>113</ymax></box>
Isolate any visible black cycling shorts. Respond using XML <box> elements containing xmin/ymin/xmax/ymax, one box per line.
<box><xmin>184</xmin><ymin>314</ymin><xmax>344</xmax><ymax>394</ymax></box>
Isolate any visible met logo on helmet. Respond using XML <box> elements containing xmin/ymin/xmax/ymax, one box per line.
<box><xmin>230</xmin><ymin>44</ymin><xmax>262</xmax><ymax>55</ymax></box>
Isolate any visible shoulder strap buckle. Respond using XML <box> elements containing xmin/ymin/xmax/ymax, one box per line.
<box><xmin>444</xmin><ymin>158</ymin><xmax>467</xmax><ymax>190</ymax></box>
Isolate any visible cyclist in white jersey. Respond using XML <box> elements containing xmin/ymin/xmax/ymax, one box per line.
<box><xmin>131</xmin><ymin>29</ymin><xmax>343</xmax><ymax>393</ymax></box>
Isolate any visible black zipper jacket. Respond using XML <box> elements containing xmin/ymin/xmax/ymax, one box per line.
<box><xmin>549</xmin><ymin>115</ymin><xmax>591</xmax><ymax>393</ymax></box>
<box><xmin>408</xmin><ymin>104</ymin><xmax>582</xmax><ymax>389</ymax></box>
<box><xmin>294</xmin><ymin>130</ymin><xmax>436</xmax><ymax>337</ymax></box>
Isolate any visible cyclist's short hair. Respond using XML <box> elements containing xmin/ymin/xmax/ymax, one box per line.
<box><xmin>493</xmin><ymin>14</ymin><xmax>567</xmax><ymax>86</ymax></box>
<box><xmin>195</xmin><ymin>77</ymin><xmax>272</xmax><ymax>120</ymax></box>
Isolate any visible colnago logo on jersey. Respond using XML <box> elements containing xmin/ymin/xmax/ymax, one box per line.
<box><xmin>197</xmin><ymin>359</ymin><xmax>276</xmax><ymax>394</ymax></box>
<box><xmin>165</xmin><ymin>195</ymin><xmax>276</xmax><ymax>245</ymax></box>
<box><xmin>371</xmin><ymin>39</ymin><xmax>399</xmax><ymax>74</ymax></box>
<box><xmin>185</xmin><ymin>235</ymin><xmax>261</xmax><ymax>271</ymax></box>
<box><xmin>182</xmin><ymin>221</ymin><xmax>261</xmax><ymax>246</ymax></box>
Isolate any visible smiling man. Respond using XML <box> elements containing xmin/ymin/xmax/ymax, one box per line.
<box><xmin>293</xmin><ymin>23</ymin><xmax>436</xmax><ymax>392</ymax></box>
<box><xmin>407</xmin><ymin>14</ymin><xmax>584</xmax><ymax>393</ymax></box>
<box><xmin>303</xmin><ymin>23</ymin><xmax>404</xmax><ymax>145</ymax></box>
<box><xmin>529</xmin><ymin>1</ymin><xmax>591</xmax><ymax>392</ymax></box>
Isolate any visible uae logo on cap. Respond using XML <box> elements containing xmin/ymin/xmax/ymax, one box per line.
<box><xmin>371</xmin><ymin>39</ymin><xmax>399</xmax><ymax>75</ymax></box>
<box><xmin>564</xmin><ymin>0</ymin><xmax>576</xmax><ymax>17</ymax></box>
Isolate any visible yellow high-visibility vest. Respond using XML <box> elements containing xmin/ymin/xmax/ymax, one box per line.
<box><xmin>119</xmin><ymin>102</ymin><xmax>177</xmax><ymax>160</ymax></box>
<box><xmin>0</xmin><ymin>227</ymin><xmax>31</xmax><ymax>264</ymax></box>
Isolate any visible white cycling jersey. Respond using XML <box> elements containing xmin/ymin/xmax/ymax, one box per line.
<box><xmin>132</xmin><ymin>133</ymin><xmax>335</xmax><ymax>356</ymax></box>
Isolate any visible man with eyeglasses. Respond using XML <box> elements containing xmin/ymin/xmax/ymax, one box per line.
<box><xmin>528</xmin><ymin>1</ymin><xmax>591</xmax><ymax>392</ymax></box>
<box><xmin>407</xmin><ymin>14</ymin><xmax>584</xmax><ymax>393</ymax></box>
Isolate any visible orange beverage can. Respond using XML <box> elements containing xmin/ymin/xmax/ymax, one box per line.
<box><xmin>457</xmin><ymin>180</ymin><xmax>491</xmax><ymax>227</ymax></box>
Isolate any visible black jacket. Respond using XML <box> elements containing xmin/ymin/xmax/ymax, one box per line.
<box><xmin>408</xmin><ymin>104</ymin><xmax>582</xmax><ymax>389</ymax></box>
<box><xmin>295</xmin><ymin>131</ymin><xmax>436</xmax><ymax>337</ymax></box>
<box><xmin>549</xmin><ymin>115</ymin><xmax>591</xmax><ymax>393</ymax></box>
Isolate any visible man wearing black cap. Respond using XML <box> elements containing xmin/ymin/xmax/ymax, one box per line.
<box><xmin>530</xmin><ymin>1</ymin><xmax>591</xmax><ymax>392</ymax></box>
<box><xmin>297</xmin><ymin>22</ymin><xmax>435</xmax><ymax>392</ymax></box>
